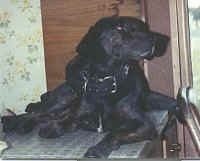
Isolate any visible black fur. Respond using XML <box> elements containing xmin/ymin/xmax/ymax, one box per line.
<box><xmin>1</xmin><ymin>16</ymin><xmax>184</xmax><ymax>158</ymax></box>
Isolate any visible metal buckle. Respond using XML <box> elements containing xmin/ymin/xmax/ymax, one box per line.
<box><xmin>97</xmin><ymin>76</ymin><xmax>117</xmax><ymax>94</ymax></box>
<box><xmin>97</xmin><ymin>114</ymin><xmax>103</xmax><ymax>133</ymax></box>
<box><xmin>82</xmin><ymin>73</ymin><xmax>88</xmax><ymax>93</ymax></box>
<box><xmin>124</xmin><ymin>64</ymin><xmax>129</xmax><ymax>75</ymax></box>
<box><xmin>111</xmin><ymin>77</ymin><xmax>117</xmax><ymax>93</ymax></box>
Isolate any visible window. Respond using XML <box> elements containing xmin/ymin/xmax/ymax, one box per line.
<box><xmin>188</xmin><ymin>0</ymin><xmax>200</xmax><ymax>109</ymax></box>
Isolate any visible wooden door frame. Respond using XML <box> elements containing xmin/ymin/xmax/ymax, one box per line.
<box><xmin>168</xmin><ymin>0</ymin><xmax>192</xmax><ymax>158</ymax></box>
<box><xmin>168</xmin><ymin>0</ymin><xmax>200</xmax><ymax>158</ymax></box>
<box><xmin>141</xmin><ymin>0</ymin><xmax>196</xmax><ymax>158</ymax></box>
<box><xmin>142</xmin><ymin>0</ymin><xmax>179</xmax><ymax>158</ymax></box>
<box><xmin>170</xmin><ymin>0</ymin><xmax>200</xmax><ymax>157</ymax></box>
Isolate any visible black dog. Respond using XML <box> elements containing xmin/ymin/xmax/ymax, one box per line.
<box><xmin>1</xmin><ymin>16</ymin><xmax>185</xmax><ymax>158</ymax></box>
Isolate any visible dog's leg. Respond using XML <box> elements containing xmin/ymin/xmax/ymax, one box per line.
<box><xmin>84</xmin><ymin>94</ymin><xmax>156</xmax><ymax>159</ymax></box>
<box><xmin>38</xmin><ymin>107</ymin><xmax>79</xmax><ymax>138</ymax></box>
<box><xmin>1</xmin><ymin>113</ymin><xmax>39</xmax><ymax>134</ymax></box>
<box><xmin>84</xmin><ymin>90</ymin><xmax>156</xmax><ymax>158</ymax></box>
<box><xmin>113</xmin><ymin>117</ymin><xmax>157</xmax><ymax>144</ymax></box>
<box><xmin>25</xmin><ymin>82</ymin><xmax>77</xmax><ymax>113</ymax></box>
<box><xmin>1</xmin><ymin>112</ymin><xmax>57</xmax><ymax>134</ymax></box>
<box><xmin>38</xmin><ymin>118</ymin><xmax>78</xmax><ymax>138</ymax></box>
<box><xmin>84</xmin><ymin>115</ymin><xmax>156</xmax><ymax>158</ymax></box>
<box><xmin>84</xmin><ymin>132</ymin><xmax>120</xmax><ymax>158</ymax></box>
<box><xmin>38</xmin><ymin>119</ymin><xmax>69</xmax><ymax>138</ymax></box>
<box><xmin>145</xmin><ymin>91</ymin><xmax>186</xmax><ymax>123</ymax></box>
<box><xmin>2</xmin><ymin>101</ymin><xmax>78</xmax><ymax>135</ymax></box>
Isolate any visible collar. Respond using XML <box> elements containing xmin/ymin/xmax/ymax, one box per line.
<box><xmin>82</xmin><ymin>63</ymin><xmax>130</xmax><ymax>94</ymax></box>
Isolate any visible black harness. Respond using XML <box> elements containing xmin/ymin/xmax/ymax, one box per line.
<box><xmin>82</xmin><ymin>64</ymin><xmax>130</xmax><ymax>96</ymax></box>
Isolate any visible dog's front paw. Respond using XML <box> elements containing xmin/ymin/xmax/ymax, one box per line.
<box><xmin>1</xmin><ymin>115</ymin><xmax>36</xmax><ymax>134</ymax></box>
<box><xmin>84</xmin><ymin>145</ymin><xmax>108</xmax><ymax>158</ymax></box>
<box><xmin>84</xmin><ymin>141</ymin><xmax>120</xmax><ymax>158</ymax></box>
<box><xmin>39</xmin><ymin>121</ymin><xmax>65</xmax><ymax>138</ymax></box>
<box><xmin>1</xmin><ymin>115</ymin><xmax>17</xmax><ymax>133</ymax></box>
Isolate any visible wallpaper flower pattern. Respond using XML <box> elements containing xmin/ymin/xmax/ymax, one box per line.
<box><xmin>0</xmin><ymin>0</ymin><xmax>47</xmax><ymax>114</ymax></box>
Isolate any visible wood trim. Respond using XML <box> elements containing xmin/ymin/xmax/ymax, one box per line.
<box><xmin>169</xmin><ymin>0</ymin><xmax>181</xmax><ymax>95</ymax></box>
<box><xmin>144</xmin><ymin>0</ymin><xmax>174</xmax><ymax>97</ymax></box>
<box><xmin>140</xmin><ymin>0</ymin><xmax>149</xmax><ymax>78</ymax></box>
<box><xmin>140</xmin><ymin>0</ymin><xmax>147</xmax><ymax>22</ymax></box>
<box><xmin>169</xmin><ymin>0</ymin><xmax>199</xmax><ymax>158</ymax></box>
<box><xmin>168</xmin><ymin>1</ymin><xmax>185</xmax><ymax>157</ymax></box>
<box><xmin>176</xmin><ymin>0</ymin><xmax>193</xmax><ymax>87</ymax></box>
<box><xmin>40</xmin><ymin>0</ymin><xmax>48</xmax><ymax>88</ymax></box>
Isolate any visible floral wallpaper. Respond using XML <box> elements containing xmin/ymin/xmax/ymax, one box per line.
<box><xmin>0</xmin><ymin>0</ymin><xmax>47</xmax><ymax>114</ymax></box>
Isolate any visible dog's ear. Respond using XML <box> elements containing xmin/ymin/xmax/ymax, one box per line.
<box><xmin>152</xmin><ymin>32</ymin><xmax>170</xmax><ymax>57</ymax></box>
<box><xmin>76</xmin><ymin>26</ymin><xmax>106</xmax><ymax>61</ymax></box>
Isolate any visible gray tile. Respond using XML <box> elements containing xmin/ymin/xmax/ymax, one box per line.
<box><xmin>0</xmin><ymin>110</ymin><xmax>168</xmax><ymax>159</ymax></box>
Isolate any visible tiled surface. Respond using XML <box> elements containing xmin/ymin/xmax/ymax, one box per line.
<box><xmin>2</xmin><ymin>130</ymin><xmax>106</xmax><ymax>159</ymax></box>
<box><xmin>0</xmin><ymin>110</ymin><xmax>168</xmax><ymax>159</ymax></box>
<box><xmin>109</xmin><ymin>140</ymin><xmax>151</xmax><ymax>158</ymax></box>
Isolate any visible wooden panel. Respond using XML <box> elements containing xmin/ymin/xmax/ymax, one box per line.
<box><xmin>118</xmin><ymin>0</ymin><xmax>141</xmax><ymax>17</ymax></box>
<box><xmin>144</xmin><ymin>0</ymin><xmax>174</xmax><ymax>97</ymax></box>
<box><xmin>144</xmin><ymin>0</ymin><xmax>179</xmax><ymax>158</ymax></box>
<box><xmin>41</xmin><ymin>0</ymin><xmax>118</xmax><ymax>90</ymax></box>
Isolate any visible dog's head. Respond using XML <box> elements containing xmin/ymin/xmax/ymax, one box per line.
<box><xmin>76</xmin><ymin>16</ymin><xmax>169</xmax><ymax>61</ymax></box>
